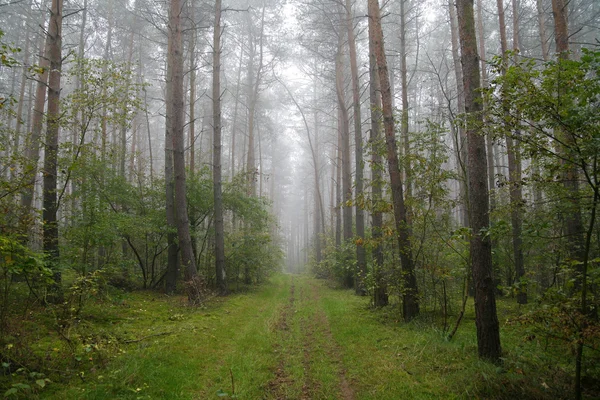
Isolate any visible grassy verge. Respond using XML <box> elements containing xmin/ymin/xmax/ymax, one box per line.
<box><xmin>39</xmin><ymin>275</ymin><xmax>291</xmax><ymax>399</ymax></box>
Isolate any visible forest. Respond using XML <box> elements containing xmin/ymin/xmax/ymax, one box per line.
<box><xmin>0</xmin><ymin>0</ymin><xmax>599</xmax><ymax>398</ymax></box>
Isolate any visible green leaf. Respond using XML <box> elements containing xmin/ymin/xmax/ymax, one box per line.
<box><xmin>36</xmin><ymin>379</ymin><xmax>46</xmax><ymax>388</ymax></box>
<box><xmin>4</xmin><ymin>388</ymin><xmax>18</xmax><ymax>396</ymax></box>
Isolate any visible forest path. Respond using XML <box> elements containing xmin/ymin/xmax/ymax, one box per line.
<box><xmin>45</xmin><ymin>274</ymin><xmax>496</xmax><ymax>400</ymax></box>
<box><xmin>266</xmin><ymin>275</ymin><xmax>355</xmax><ymax>400</ymax></box>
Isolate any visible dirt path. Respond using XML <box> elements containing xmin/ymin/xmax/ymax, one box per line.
<box><xmin>266</xmin><ymin>276</ymin><xmax>355</xmax><ymax>400</ymax></box>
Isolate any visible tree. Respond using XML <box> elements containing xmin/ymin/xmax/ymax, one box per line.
<box><xmin>20</xmin><ymin>11</ymin><xmax>49</xmax><ymax>217</ymax></box>
<box><xmin>368</xmin><ymin>0</ymin><xmax>419</xmax><ymax>321</ymax></box>
<box><xmin>335</xmin><ymin>33</ymin><xmax>354</xmax><ymax>288</ymax></box>
<box><xmin>213</xmin><ymin>0</ymin><xmax>227</xmax><ymax>295</ymax></box>
<box><xmin>42</xmin><ymin>0</ymin><xmax>63</xmax><ymax>295</ymax></box>
<box><xmin>166</xmin><ymin>0</ymin><xmax>197</xmax><ymax>294</ymax></box>
<box><xmin>456</xmin><ymin>0</ymin><xmax>502</xmax><ymax>361</ymax></box>
<box><xmin>368</xmin><ymin>13</ymin><xmax>388</xmax><ymax>307</ymax></box>
<box><xmin>344</xmin><ymin>0</ymin><xmax>366</xmax><ymax>295</ymax></box>
<box><xmin>245</xmin><ymin>2</ymin><xmax>266</xmax><ymax>197</ymax></box>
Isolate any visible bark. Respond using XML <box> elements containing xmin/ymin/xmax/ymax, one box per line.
<box><xmin>20</xmin><ymin>9</ymin><xmax>49</xmax><ymax>215</ymax></box>
<box><xmin>164</xmin><ymin>23</ymin><xmax>179</xmax><ymax>295</ymax></box>
<box><xmin>550</xmin><ymin>3</ymin><xmax>585</xmax><ymax>397</ymax></box>
<box><xmin>42</xmin><ymin>0</ymin><xmax>63</xmax><ymax>292</ymax></box>
<box><xmin>13</xmin><ymin>9</ymin><xmax>32</xmax><ymax>163</ymax></box>
<box><xmin>230</xmin><ymin>39</ymin><xmax>244</xmax><ymax>180</ymax></box>
<box><xmin>475</xmin><ymin>0</ymin><xmax>496</xmax><ymax>217</ymax></box>
<box><xmin>245</xmin><ymin>3</ymin><xmax>266</xmax><ymax>197</ymax></box>
<box><xmin>213</xmin><ymin>0</ymin><xmax>227</xmax><ymax>294</ymax></box>
<box><xmin>335</xmin><ymin>37</ymin><xmax>354</xmax><ymax>288</ymax></box>
<box><xmin>399</xmin><ymin>0</ymin><xmax>411</xmax><ymax>206</ymax></box>
<box><xmin>450</xmin><ymin>0</ymin><xmax>469</xmax><ymax>227</ymax></box>
<box><xmin>168</xmin><ymin>0</ymin><xmax>198</xmax><ymax>284</ymax></box>
<box><xmin>335</xmin><ymin>132</ymin><xmax>342</xmax><ymax>249</ymax></box>
<box><xmin>536</xmin><ymin>0</ymin><xmax>549</xmax><ymax>61</ymax></box>
<box><xmin>368</xmin><ymin>0</ymin><xmax>419</xmax><ymax>321</ymax></box>
<box><xmin>510</xmin><ymin>0</ymin><xmax>526</xmax><ymax>304</ymax></box>
<box><xmin>368</xmin><ymin>14</ymin><xmax>388</xmax><ymax>306</ymax></box>
<box><xmin>101</xmin><ymin>0</ymin><xmax>113</xmax><ymax>165</ymax></box>
<box><xmin>345</xmin><ymin>0</ymin><xmax>366</xmax><ymax>294</ymax></box>
<box><xmin>456</xmin><ymin>0</ymin><xmax>502</xmax><ymax>362</ymax></box>
<box><xmin>552</xmin><ymin>0</ymin><xmax>583</xmax><ymax>265</ymax></box>
<box><xmin>189</xmin><ymin>18</ymin><xmax>196</xmax><ymax>174</ymax></box>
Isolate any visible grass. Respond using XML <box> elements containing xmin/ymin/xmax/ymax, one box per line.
<box><xmin>2</xmin><ymin>273</ymin><xmax>597</xmax><ymax>399</ymax></box>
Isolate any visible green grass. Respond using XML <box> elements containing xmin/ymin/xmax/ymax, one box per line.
<box><xmin>3</xmin><ymin>274</ymin><xmax>595</xmax><ymax>399</ymax></box>
<box><xmin>41</xmin><ymin>276</ymin><xmax>290</xmax><ymax>399</ymax></box>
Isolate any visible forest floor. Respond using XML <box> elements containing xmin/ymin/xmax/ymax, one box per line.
<box><xmin>7</xmin><ymin>274</ymin><xmax>594</xmax><ymax>399</ymax></box>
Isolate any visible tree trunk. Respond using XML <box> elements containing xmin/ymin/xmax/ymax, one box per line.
<box><xmin>368</xmin><ymin>13</ymin><xmax>388</xmax><ymax>306</ymax></box>
<box><xmin>42</xmin><ymin>0</ymin><xmax>63</xmax><ymax>294</ymax></box>
<box><xmin>399</xmin><ymin>0</ymin><xmax>411</xmax><ymax>209</ymax></box>
<box><xmin>245</xmin><ymin>3</ymin><xmax>266</xmax><ymax>197</ymax></box>
<box><xmin>188</xmin><ymin>20</ymin><xmax>196</xmax><ymax>174</ymax></box>
<box><xmin>536</xmin><ymin>0</ymin><xmax>549</xmax><ymax>61</ymax></box>
<box><xmin>213</xmin><ymin>0</ymin><xmax>227</xmax><ymax>295</ymax></box>
<box><xmin>168</xmin><ymin>0</ymin><xmax>198</xmax><ymax>285</ymax></box>
<box><xmin>335</xmin><ymin>38</ymin><xmax>354</xmax><ymax>288</ymax></box>
<box><xmin>450</xmin><ymin>0</ymin><xmax>469</xmax><ymax>227</ymax></box>
<box><xmin>230</xmin><ymin>39</ymin><xmax>244</xmax><ymax>180</ymax></box>
<box><xmin>13</xmin><ymin>9</ymin><xmax>32</xmax><ymax>165</ymax></box>
<box><xmin>456</xmin><ymin>0</ymin><xmax>502</xmax><ymax>362</ymax></box>
<box><xmin>20</xmin><ymin>10</ymin><xmax>50</xmax><ymax>216</ymax></box>
<box><xmin>335</xmin><ymin>133</ymin><xmax>342</xmax><ymax>249</ymax></box>
<box><xmin>368</xmin><ymin>0</ymin><xmax>419</xmax><ymax>321</ymax></box>
<box><xmin>345</xmin><ymin>0</ymin><xmax>366</xmax><ymax>295</ymax></box>
<box><xmin>510</xmin><ymin>0</ymin><xmax>526</xmax><ymax>304</ymax></box>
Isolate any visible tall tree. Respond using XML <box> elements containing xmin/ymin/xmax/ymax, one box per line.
<box><xmin>213</xmin><ymin>0</ymin><xmax>227</xmax><ymax>295</ymax></box>
<box><xmin>245</xmin><ymin>2</ymin><xmax>266</xmax><ymax>197</ymax></box>
<box><xmin>456</xmin><ymin>0</ymin><xmax>502</xmax><ymax>361</ymax></box>
<box><xmin>449</xmin><ymin>0</ymin><xmax>469</xmax><ymax>227</ymax></box>
<box><xmin>550</xmin><ymin>0</ymin><xmax>586</xmax><ymax>396</ymax></box>
<box><xmin>344</xmin><ymin>0</ymin><xmax>366</xmax><ymax>295</ymax></box>
<box><xmin>20</xmin><ymin>9</ymin><xmax>49</xmax><ymax>216</ymax></box>
<box><xmin>167</xmin><ymin>0</ymin><xmax>197</xmax><ymax>287</ymax></box>
<box><xmin>368</xmin><ymin>0</ymin><xmax>419</xmax><ymax>321</ymax></box>
<box><xmin>42</xmin><ymin>0</ymin><xmax>63</xmax><ymax>292</ymax></box>
<box><xmin>368</xmin><ymin>13</ymin><xmax>388</xmax><ymax>307</ymax></box>
<box><xmin>335</xmin><ymin>34</ymin><xmax>354</xmax><ymax>288</ymax></box>
<box><xmin>509</xmin><ymin>0</ymin><xmax>526</xmax><ymax>304</ymax></box>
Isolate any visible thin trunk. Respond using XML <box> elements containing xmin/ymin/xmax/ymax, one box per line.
<box><xmin>399</xmin><ymin>0</ymin><xmax>411</xmax><ymax>207</ymax></box>
<box><xmin>536</xmin><ymin>0</ymin><xmax>549</xmax><ymax>60</ymax></box>
<box><xmin>42</xmin><ymin>0</ymin><xmax>63</xmax><ymax>293</ymax></box>
<box><xmin>369</xmin><ymin>0</ymin><xmax>419</xmax><ymax>321</ymax></box>
<box><xmin>510</xmin><ymin>0</ymin><xmax>526</xmax><ymax>304</ymax></box>
<box><xmin>230</xmin><ymin>40</ymin><xmax>244</xmax><ymax>180</ymax></box>
<box><xmin>189</xmin><ymin>20</ymin><xmax>196</xmax><ymax>174</ymax></box>
<box><xmin>369</xmin><ymin>15</ymin><xmax>388</xmax><ymax>306</ymax></box>
<box><xmin>101</xmin><ymin>0</ymin><xmax>113</xmax><ymax>165</ymax></box>
<box><xmin>246</xmin><ymin>3</ymin><xmax>266</xmax><ymax>197</ymax></box>
<box><xmin>213</xmin><ymin>0</ymin><xmax>227</xmax><ymax>295</ymax></box>
<box><xmin>450</xmin><ymin>0</ymin><xmax>469</xmax><ymax>227</ymax></box>
<box><xmin>335</xmin><ymin>128</ymin><xmax>342</xmax><ymax>249</ymax></box>
<box><xmin>335</xmin><ymin>37</ymin><xmax>354</xmax><ymax>288</ymax></box>
<box><xmin>20</xmin><ymin>9</ymin><xmax>49</xmax><ymax>216</ymax></box>
<box><xmin>345</xmin><ymin>0</ymin><xmax>366</xmax><ymax>294</ymax></box>
<box><xmin>14</xmin><ymin>13</ymin><xmax>32</xmax><ymax>163</ymax></box>
<box><xmin>169</xmin><ymin>0</ymin><xmax>198</xmax><ymax>284</ymax></box>
<box><xmin>165</xmin><ymin>3</ymin><xmax>179</xmax><ymax>295</ymax></box>
<box><xmin>476</xmin><ymin>0</ymin><xmax>496</xmax><ymax>216</ymax></box>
